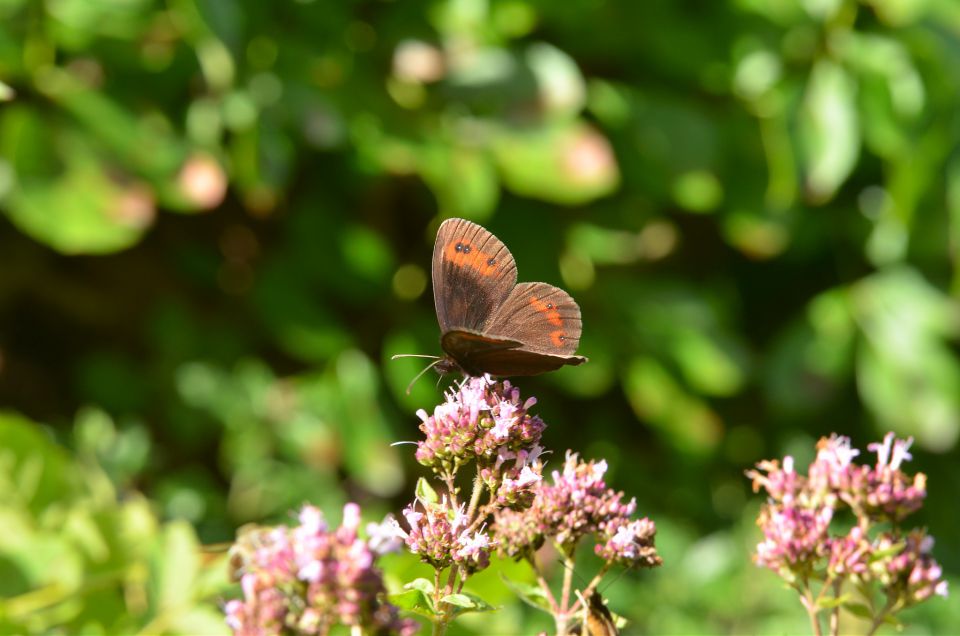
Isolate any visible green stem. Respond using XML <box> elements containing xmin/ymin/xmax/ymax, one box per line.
<box><xmin>555</xmin><ymin>549</ymin><xmax>575</xmax><ymax>636</ymax></box>
<box><xmin>527</xmin><ymin>554</ymin><xmax>560</xmax><ymax>614</ymax></box>
<box><xmin>829</xmin><ymin>580</ymin><xmax>841</xmax><ymax>636</ymax></box>
<box><xmin>431</xmin><ymin>568</ymin><xmax>446</xmax><ymax>636</ymax></box>
<box><xmin>466</xmin><ymin>470</ymin><xmax>484</xmax><ymax>520</ymax></box>
<box><xmin>443</xmin><ymin>474</ymin><xmax>458</xmax><ymax>507</ymax></box>
<box><xmin>865</xmin><ymin>597</ymin><xmax>900</xmax><ymax>636</ymax></box>
<box><xmin>797</xmin><ymin>579</ymin><xmax>823</xmax><ymax>636</ymax></box>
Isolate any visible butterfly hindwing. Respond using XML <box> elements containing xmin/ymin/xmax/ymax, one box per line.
<box><xmin>432</xmin><ymin>218</ymin><xmax>517</xmax><ymax>334</ymax></box>
<box><xmin>455</xmin><ymin>346</ymin><xmax>585</xmax><ymax>376</ymax></box>
<box><xmin>484</xmin><ymin>282</ymin><xmax>583</xmax><ymax>357</ymax></box>
<box><xmin>440</xmin><ymin>330</ymin><xmax>524</xmax><ymax>376</ymax></box>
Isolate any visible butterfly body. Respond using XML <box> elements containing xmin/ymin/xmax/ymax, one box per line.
<box><xmin>432</xmin><ymin>218</ymin><xmax>587</xmax><ymax>377</ymax></box>
<box><xmin>584</xmin><ymin>591</ymin><xmax>619</xmax><ymax>636</ymax></box>
<box><xmin>570</xmin><ymin>591</ymin><xmax>619</xmax><ymax>636</ymax></box>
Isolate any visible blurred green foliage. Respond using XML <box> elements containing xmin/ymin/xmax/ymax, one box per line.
<box><xmin>1</xmin><ymin>0</ymin><xmax>959</xmax><ymax>633</ymax></box>
<box><xmin>0</xmin><ymin>411</ymin><xmax>227</xmax><ymax>634</ymax></box>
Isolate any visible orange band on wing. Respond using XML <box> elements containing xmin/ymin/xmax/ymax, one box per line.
<box><xmin>529</xmin><ymin>296</ymin><xmax>563</xmax><ymax>326</ymax></box>
<box><xmin>444</xmin><ymin>240</ymin><xmax>497</xmax><ymax>277</ymax></box>
<box><xmin>549</xmin><ymin>330</ymin><xmax>566</xmax><ymax>347</ymax></box>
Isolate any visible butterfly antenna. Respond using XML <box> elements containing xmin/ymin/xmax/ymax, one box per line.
<box><xmin>391</xmin><ymin>353</ymin><xmax>440</xmax><ymax>360</ymax></box>
<box><xmin>598</xmin><ymin>564</ymin><xmax>629</xmax><ymax>595</ymax></box>
<box><xmin>405</xmin><ymin>358</ymin><xmax>443</xmax><ymax>395</ymax></box>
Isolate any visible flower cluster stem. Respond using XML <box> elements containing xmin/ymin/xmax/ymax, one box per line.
<box><xmin>829</xmin><ymin>580</ymin><xmax>841</xmax><ymax>636</ymax></box>
<box><xmin>799</xmin><ymin>583</ymin><xmax>823</xmax><ymax>636</ymax></box>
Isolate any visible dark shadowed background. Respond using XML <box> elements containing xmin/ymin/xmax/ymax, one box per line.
<box><xmin>1</xmin><ymin>0</ymin><xmax>958</xmax><ymax>634</ymax></box>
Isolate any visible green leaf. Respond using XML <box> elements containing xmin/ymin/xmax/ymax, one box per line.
<box><xmin>525</xmin><ymin>42</ymin><xmax>586</xmax><ymax>117</ymax></box>
<box><xmin>842</xmin><ymin>602</ymin><xmax>874</xmax><ymax>619</ymax></box>
<box><xmin>623</xmin><ymin>357</ymin><xmax>722</xmax><ymax>455</ymax></box>
<box><xmin>440</xmin><ymin>593</ymin><xmax>476</xmax><ymax>608</ymax></box>
<box><xmin>169</xmin><ymin>606</ymin><xmax>231</xmax><ymax>636</ymax></box>
<box><xmin>499</xmin><ymin>574</ymin><xmax>553</xmax><ymax>612</ymax></box>
<box><xmin>419</xmin><ymin>144</ymin><xmax>499</xmax><ymax>221</ymax></box>
<box><xmin>853</xmin><ymin>267</ymin><xmax>960</xmax><ymax>447</ymax></box>
<box><xmin>868</xmin><ymin>541</ymin><xmax>906</xmax><ymax>562</ymax></box>
<box><xmin>7</xmin><ymin>161</ymin><xmax>149</xmax><ymax>255</ymax></box>
<box><xmin>816</xmin><ymin>594</ymin><xmax>851</xmax><ymax>609</ymax></box>
<box><xmin>405</xmin><ymin>577</ymin><xmax>436</xmax><ymax>595</ymax></box>
<box><xmin>441</xmin><ymin>592</ymin><xmax>497</xmax><ymax>615</ymax></box>
<box><xmin>394</xmin><ymin>578</ymin><xmax>437</xmax><ymax>617</ymax></box>
<box><xmin>390</xmin><ymin>590</ymin><xmax>438</xmax><ymax>617</ymax></box>
<box><xmin>151</xmin><ymin>521</ymin><xmax>200</xmax><ymax>612</ymax></box>
<box><xmin>493</xmin><ymin>121</ymin><xmax>619</xmax><ymax>205</ymax></box>
<box><xmin>883</xmin><ymin>613</ymin><xmax>904</xmax><ymax>628</ymax></box>
<box><xmin>416</xmin><ymin>477</ymin><xmax>439</xmax><ymax>505</ymax></box>
<box><xmin>800</xmin><ymin>59</ymin><xmax>859</xmax><ymax>203</ymax></box>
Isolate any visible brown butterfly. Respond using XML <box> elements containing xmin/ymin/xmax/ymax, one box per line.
<box><xmin>572</xmin><ymin>590</ymin><xmax>619</xmax><ymax>636</ymax></box>
<box><xmin>426</xmin><ymin>217</ymin><xmax>587</xmax><ymax>377</ymax></box>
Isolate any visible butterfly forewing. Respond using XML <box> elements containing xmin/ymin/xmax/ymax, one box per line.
<box><xmin>432</xmin><ymin>218</ymin><xmax>517</xmax><ymax>333</ymax></box>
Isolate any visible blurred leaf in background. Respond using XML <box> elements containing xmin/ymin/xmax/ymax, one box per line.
<box><xmin>0</xmin><ymin>412</ymin><xmax>228</xmax><ymax>635</ymax></box>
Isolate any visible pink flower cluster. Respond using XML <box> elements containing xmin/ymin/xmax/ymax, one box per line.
<box><xmin>415</xmin><ymin>376</ymin><xmax>545</xmax><ymax>479</ymax></box>
<box><xmin>393</xmin><ymin>497</ymin><xmax>492</xmax><ymax>574</ymax></box>
<box><xmin>874</xmin><ymin>531</ymin><xmax>948</xmax><ymax>603</ymax></box>
<box><xmin>224</xmin><ymin>503</ymin><xmax>418</xmax><ymax>636</ymax></box>
<box><xmin>747</xmin><ymin>433</ymin><xmax>947</xmax><ymax>607</ymax></box>
<box><xmin>493</xmin><ymin>452</ymin><xmax>661</xmax><ymax>569</ymax></box>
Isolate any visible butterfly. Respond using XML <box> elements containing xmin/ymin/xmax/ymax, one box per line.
<box><xmin>583</xmin><ymin>590</ymin><xmax>619</xmax><ymax>636</ymax></box>
<box><xmin>411</xmin><ymin>217</ymin><xmax>586</xmax><ymax>379</ymax></box>
<box><xmin>572</xmin><ymin>590</ymin><xmax>619</xmax><ymax>636</ymax></box>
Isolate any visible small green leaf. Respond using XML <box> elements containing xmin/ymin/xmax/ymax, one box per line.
<box><xmin>883</xmin><ymin>614</ymin><xmax>903</xmax><ymax>628</ymax></box>
<box><xmin>500</xmin><ymin>574</ymin><xmax>552</xmax><ymax>612</ymax></box>
<box><xmin>817</xmin><ymin>594</ymin><xmax>851</xmax><ymax>609</ymax></box>
<box><xmin>390</xmin><ymin>590</ymin><xmax>437</xmax><ymax>617</ymax></box>
<box><xmin>440</xmin><ymin>592</ymin><xmax>496</xmax><ymax>615</ymax></box>
<box><xmin>869</xmin><ymin>541</ymin><xmax>905</xmax><ymax>561</ymax></box>
<box><xmin>440</xmin><ymin>593</ymin><xmax>476</xmax><ymax>609</ymax></box>
<box><xmin>393</xmin><ymin>578</ymin><xmax>437</xmax><ymax>616</ymax></box>
<box><xmin>842</xmin><ymin>602</ymin><xmax>874</xmax><ymax>620</ymax></box>
<box><xmin>415</xmin><ymin>478</ymin><xmax>439</xmax><ymax>505</ymax></box>
<box><xmin>405</xmin><ymin>577</ymin><xmax>435</xmax><ymax>595</ymax></box>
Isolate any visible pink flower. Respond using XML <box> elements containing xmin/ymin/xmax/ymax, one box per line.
<box><xmin>225</xmin><ymin>503</ymin><xmax>419</xmax><ymax>635</ymax></box>
<box><xmin>399</xmin><ymin>497</ymin><xmax>492</xmax><ymax>574</ymax></box>
<box><xmin>414</xmin><ymin>377</ymin><xmax>545</xmax><ymax>475</ymax></box>
<box><xmin>755</xmin><ymin>505</ymin><xmax>832</xmax><ymax>575</ymax></box>
<box><xmin>868</xmin><ymin>432</ymin><xmax>913</xmax><ymax>470</ymax></box>
<box><xmin>491</xmin><ymin>451</ymin><xmax>660</xmax><ymax>570</ymax></box>
<box><xmin>748</xmin><ymin>432</ymin><xmax>947</xmax><ymax>623</ymax></box>
<box><xmin>827</xmin><ymin>526</ymin><xmax>871</xmax><ymax>577</ymax></box>
<box><xmin>594</xmin><ymin>518</ymin><xmax>661</xmax><ymax>567</ymax></box>
<box><xmin>746</xmin><ymin>457</ymin><xmax>801</xmax><ymax>504</ymax></box>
